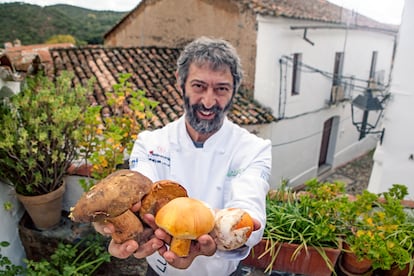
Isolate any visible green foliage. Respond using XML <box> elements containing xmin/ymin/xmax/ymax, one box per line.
<box><xmin>0</xmin><ymin>241</ymin><xmax>25</xmax><ymax>276</ymax></box>
<box><xmin>0</xmin><ymin>3</ymin><xmax>125</xmax><ymax>45</ymax></box>
<box><xmin>24</xmin><ymin>234</ymin><xmax>111</xmax><ymax>276</ymax></box>
<box><xmin>263</xmin><ymin>179</ymin><xmax>345</xmax><ymax>273</ymax></box>
<box><xmin>0</xmin><ymin>71</ymin><xmax>92</xmax><ymax>195</ymax></box>
<box><xmin>2</xmin><ymin>201</ymin><xmax>12</xmax><ymax>212</ymax></box>
<box><xmin>0</xmin><ymin>234</ymin><xmax>110</xmax><ymax>275</ymax></box>
<box><xmin>343</xmin><ymin>184</ymin><xmax>414</xmax><ymax>271</ymax></box>
<box><xmin>264</xmin><ymin>180</ymin><xmax>414</xmax><ymax>273</ymax></box>
<box><xmin>78</xmin><ymin>73</ymin><xmax>158</xmax><ymax>190</ymax></box>
<box><xmin>45</xmin><ymin>34</ymin><xmax>77</xmax><ymax>44</ymax></box>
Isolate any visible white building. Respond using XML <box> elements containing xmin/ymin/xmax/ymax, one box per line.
<box><xmin>254</xmin><ymin>16</ymin><xmax>397</xmax><ymax>187</ymax></box>
<box><xmin>368</xmin><ymin>0</ymin><xmax>414</xmax><ymax>199</ymax></box>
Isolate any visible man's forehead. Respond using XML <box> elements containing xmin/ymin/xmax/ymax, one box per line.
<box><xmin>191</xmin><ymin>60</ymin><xmax>231</xmax><ymax>73</ymax></box>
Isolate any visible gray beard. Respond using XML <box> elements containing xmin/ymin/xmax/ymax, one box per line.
<box><xmin>183</xmin><ymin>96</ymin><xmax>232</xmax><ymax>134</ymax></box>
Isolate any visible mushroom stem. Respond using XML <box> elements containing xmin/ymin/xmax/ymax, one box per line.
<box><xmin>170</xmin><ymin>237</ymin><xmax>192</xmax><ymax>257</ymax></box>
<box><xmin>108</xmin><ymin>210</ymin><xmax>144</xmax><ymax>243</ymax></box>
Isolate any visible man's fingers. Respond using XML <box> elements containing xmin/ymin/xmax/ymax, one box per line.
<box><xmin>197</xmin><ymin>234</ymin><xmax>216</xmax><ymax>256</ymax></box>
<box><xmin>131</xmin><ymin>201</ymin><xmax>142</xmax><ymax>213</ymax></box>
<box><xmin>93</xmin><ymin>221</ymin><xmax>115</xmax><ymax>237</ymax></box>
<box><xmin>108</xmin><ymin>239</ymin><xmax>138</xmax><ymax>259</ymax></box>
<box><xmin>154</xmin><ymin>228</ymin><xmax>172</xmax><ymax>244</ymax></box>
<box><xmin>133</xmin><ymin>238</ymin><xmax>165</xmax><ymax>259</ymax></box>
<box><xmin>142</xmin><ymin>213</ymin><xmax>158</xmax><ymax>229</ymax></box>
<box><xmin>159</xmin><ymin>235</ymin><xmax>217</xmax><ymax>269</ymax></box>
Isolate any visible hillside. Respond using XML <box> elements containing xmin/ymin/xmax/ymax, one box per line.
<box><xmin>0</xmin><ymin>2</ymin><xmax>126</xmax><ymax>46</ymax></box>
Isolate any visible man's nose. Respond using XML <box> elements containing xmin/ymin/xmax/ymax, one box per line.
<box><xmin>201</xmin><ymin>88</ymin><xmax>217</xmax><ymax>109</ymax></box>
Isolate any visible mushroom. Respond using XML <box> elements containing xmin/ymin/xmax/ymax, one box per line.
<box><xmin>212</xmin><ymin>208</ymin><xmax>254</xmax><ymax>251</ymax></box>
<box><xmin>69</xmin><ymin>169</ymin><xmax>153</xmax><ymax>244</ymax></box>
<box><xmin>155</xmin><ymin>197</ymin><xmax>215</xmax><ymax>257</ymax></box>
<box><xmin>139</xmin><ymin>179</ymin><xmax>188</xmax><ymax>219</ymax></box>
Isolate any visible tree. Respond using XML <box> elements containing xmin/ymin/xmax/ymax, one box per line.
<box><xmin>45</xmin><ymin>34</ymin><xmax>76</xmax><ymax>44</ymax></box>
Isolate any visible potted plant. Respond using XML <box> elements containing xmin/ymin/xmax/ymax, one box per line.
<box><xmin>340</xmin><ymin>184</ymin><xmax>414</xmax><ymax>275</ymax></box>
<box><xmin>243</xmin><ymin>179</ymin><xmax>345</xmax><ymax>276</ymax></box>
<box><xmin>0</xmin><ymin>71</ymin><xmax>91</xmax><ymax>229</ymax></box>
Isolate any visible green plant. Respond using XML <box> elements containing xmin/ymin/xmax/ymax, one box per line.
<box><xmin>24</xmin><ymin>234</ymin><xmax>111</xmax><ymax>275</ymax></box>
<box><xmin>343</xmin><ymin>184</ymin><xmax>414</xmax><ymax>271</ymax></box>
<box><xmin>262</xmin><ymin>179</ymin><xmax>345</xmax><ymax>273</ymax></box>
<box><xmin>3</xmin><ymin>201</ymin><xmax>13</xmax><ymax>211</ymax></box>
<box><xmin>0</xmin><ymin>241</ymin><xmax>25</xmax><ymax>276</ymax></box>
<box><xmin>260</xmin><ymin>180</ymin><xmax>414</xmax><ymax>274</ymax></box>
<box><xmin>0</xmin><ymin>71</ymin><xmax>91</xmax><ymax>195</ymax></box>
<box><xmin>78</xmin><ymin>73</ymin><xmax>158</xmax><ymax>190</ymax></box>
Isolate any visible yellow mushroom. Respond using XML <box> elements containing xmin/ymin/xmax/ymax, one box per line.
<box><xmin>155</xmin><ymin>197</ymin><xmax>215</xmax><ymax>257</ymax></box>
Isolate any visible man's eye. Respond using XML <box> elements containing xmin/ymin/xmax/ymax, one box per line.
<box><xmin>215</xmin><ymin>87</ymin><xmax>230</xmax><ymax>93</ymax></box>
<box><xmin>192</xmin><ymin>83</ymin><xmax>204</xmax><ymax>91</ymax></box>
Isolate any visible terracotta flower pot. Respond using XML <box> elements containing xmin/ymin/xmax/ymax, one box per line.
<box><xmin>378</xmin><ymin>263</ymin><xmax>414</xmax><ymax>276</ymax></box>
<box><xmin>242</xmin><ymin>239</ymin><xmax>341</xmax><ymax>276</ymax></box>
<box><xmin>17</xmin><ymin>182</ymin><xmax>66</xmax><ymax>229</ymax></box>
<box><xmin>339</xmin><ymin>243</ymin><xmax>373</xmax><ymax>275</ymax></box>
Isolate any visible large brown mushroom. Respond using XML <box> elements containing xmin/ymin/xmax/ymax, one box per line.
<box><xmin>69</xmin><ymin>169</ymin><xmax>153</xmax><ymax>244</ymax></box>
<box><xmin>139</xmin><ymin>179</ymin><xmax>188</xmax><ymax>219</ymax></box>
<box><xmin>70</xmin><ymin>170</ymin><xmax>189</xmax><ymax>245</ymax></box>
<box><xmin>155</xmin><ymin>197</ymin><xmax>215</xmax><ymax>257</ymax></box>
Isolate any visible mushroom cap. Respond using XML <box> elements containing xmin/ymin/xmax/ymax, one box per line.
<box><xmin>213</xmin><ymin>208</ymin><xmax>254</xmax><ymax>250</ymax></box>
<box><xmin>70</xmin><ymin>169</ymin><xmax>152</xmax><ymax>222</ymax></box>
<box><xmin>139</xmin><ymin>180</ymin><xmax>188</xmax><ymax>218</ymax></box>
<box><xmin>155</xmin><ymin>197</ymin><xmax>215</xmax><ymax>239</ymax></box>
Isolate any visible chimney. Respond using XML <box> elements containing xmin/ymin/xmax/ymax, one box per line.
<box><xmin>13</xmin><ymin>39</ymin><xmax>21</xmax><ymax>47</ymax></box>
<box><xmin>4</xmin><ymin>42</ymin><xmax>13</xmax><ymax>49</ymax></box>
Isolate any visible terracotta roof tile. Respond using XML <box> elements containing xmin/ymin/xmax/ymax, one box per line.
<box><xmin>2</xmin><ymin>43</ymin><xmax>74</xmax><ymax>72</ymax></box>
<box><xmin>106</xmin><ymin>0</ymin><xmax>396</xmax><ymax>39</ymax></box>
<box><xmin>237</xmin><ymin>0</ymin><xmax>396</xmax><ymax>30</ymax></box>
<box><xmin>49</xmin><ymin>46</ymin><xmax>275</xmax><ymax>128</ymax></box>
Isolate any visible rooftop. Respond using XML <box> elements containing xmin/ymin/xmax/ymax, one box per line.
<box><xmin>50</xmin><ymin>46</ymin><xmax>276</xmax><ymax>128</ymax></box>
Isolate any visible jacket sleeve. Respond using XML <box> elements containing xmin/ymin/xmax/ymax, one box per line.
<box><xmin>219</xmin><ymin>138</ymin><xmax>272</xmax><ymax>259</ymax></box>
<box><xmin>128</xmin><ymin>130</ymin><xmax>158</xmax><ymax>182</ymax></box>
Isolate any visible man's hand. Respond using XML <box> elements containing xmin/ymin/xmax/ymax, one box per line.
<box><xmin>155</xmin><ymin>229</ymin><xmax>217</xmax><ymax>269</ymax></box>
<box><xmin>154</xmin><ymin>217</ymin><xmax>261</xmax><ymax>269</ymax></box>
<box><xmin>92</xmin><ymin>203</ymin><xmax>165</xmax><ymax>259</ymax></box>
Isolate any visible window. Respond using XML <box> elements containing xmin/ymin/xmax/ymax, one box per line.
<box><xmin>369</xmin><ymin>51</ymin><xmax>378</xmax><ymax>86</ymax></box>
<box><xmin>333</xmin><ymin>52</ymin><xmax>344</xmax><ymax>86</ymax></box>
<box><xmin>331</xmin><ymin>52</ymin><xmax>345</xmax><ymax>103</ymax></box>
<box><xmin>291</xmin><ymin>53</ymin><xmax>302</xmax><ymax>95</ymax></box>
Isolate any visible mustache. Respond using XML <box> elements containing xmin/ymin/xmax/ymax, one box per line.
<box><xmin>192</xmin><ymin>103</ymin><xmax>223</xmax><ymax>113</ymax></box>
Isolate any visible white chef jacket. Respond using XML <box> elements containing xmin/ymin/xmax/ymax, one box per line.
<box><xmin>129</xmin><ymin>116</ymin><xmax>271</xmax><ymax>276</ymax></box>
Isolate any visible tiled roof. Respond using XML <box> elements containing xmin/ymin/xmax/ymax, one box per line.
<box><xmin>50</xmin><ymin>46</ymin><xmax>275</xmax><ymax>128</ymax></box>
<box><xmin>2</xmin><ymin>43</ymin><xmax>74</xmax><ymax>72</ymax></box>
<box><xmin>106</xmin><ymin>0</ymin><xmax>396</xmax><ymax>38</ymax></box>
<box><xmin>237</xmin><ymin>0</ymin><xmax>397</xmax><ymax>30</ymax></box>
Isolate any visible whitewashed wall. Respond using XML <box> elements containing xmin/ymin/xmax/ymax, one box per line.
<box><xmin>254</xmin><ymin>16</ymin><xmax>396</xmax><ymax>188</ymax></box>
<box><xmin>0</xmin><ymin>182</ymin><xmax>25</xmax><ymax>267</ymax></box>
<box><xmin>0</xmin><ymin>78</ymin><xmax>21</xmax><ymax>98</ymax></box>
<box><xmin>368</xmin><ymin>0</ymin><xmax>414</xmax><ymax>199</ymax></box>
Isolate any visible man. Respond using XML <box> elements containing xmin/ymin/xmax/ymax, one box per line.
<box><xmin>96</xmin><ymin>37</ymin><xmax>271</xmax><ymax>275</ymax></box>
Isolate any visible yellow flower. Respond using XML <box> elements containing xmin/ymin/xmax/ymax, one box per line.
<box><xmin>366</xmin><ymin>217</ymin><xmax>374</xmax><ymax>226</ymax></box>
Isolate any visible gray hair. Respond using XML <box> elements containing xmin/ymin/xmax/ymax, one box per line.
<box><xmin>176</xmin><ymin>37</ymin><xmax>243</xmax><ymax>96</ymax></box>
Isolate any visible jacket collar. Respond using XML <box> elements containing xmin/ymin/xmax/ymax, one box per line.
<box><xmin>170</xmin><ymin>116</ymin><xmax>230</xmax><ymax>154</ymax></box>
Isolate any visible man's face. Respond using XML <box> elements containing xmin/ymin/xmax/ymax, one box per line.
<box><xmin>182</xmin><ymin>63</ymin><xmax>234</xmax><ymax>134</ymax></box>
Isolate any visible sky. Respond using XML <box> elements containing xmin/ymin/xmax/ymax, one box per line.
<box><xmin>0</xmin><ymin>0</ymin><xmax>405</xmax><ymax>25</ymax></box>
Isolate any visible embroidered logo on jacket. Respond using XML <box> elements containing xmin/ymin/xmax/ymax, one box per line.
<box><xmin>129</xmin><ymin>149</ymin><xmax>170</xmax><ymax>169</ymax></box>
<box><xmin>148</xmin><ymin>150</ymin><xmax>170</xmax><ymax>167</ymax></box>
<box><xmin>227</xmin><ymin>168</ymin><xmax>245</xmax><ymax>177</ymax></box>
